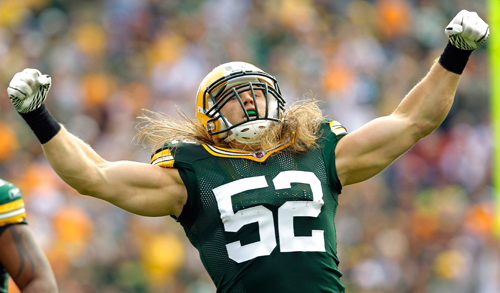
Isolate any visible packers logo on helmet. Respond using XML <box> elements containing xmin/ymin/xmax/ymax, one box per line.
<box><xmin>196</xmin><ymin>62</ymin><xmax>286</xmax><ymax>143</ymax></box>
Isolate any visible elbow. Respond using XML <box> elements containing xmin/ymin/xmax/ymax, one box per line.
<box><xmin>398</xmin><ymin>98</ymin><xmax>452</xmax><ymax>140</ymax></box>
<box><xmin>74</xmin><ymin>182</ymin><xmax>99</xmax><ymax>197</ymax></box>
<box><xmin>413</xmin><ymin>113</ymin><xmax>446</xmax><ymax>139</ymax></box>
<box><xmin>73</xmin><ymin>175</ymin><xmax>110</xmax><ymax>199</ymax></box>
<box><xmin>64</xmin><ymin>171</ymin><xmax>107</xmax><ymax>198</ymax></box>
<box><xmin>414</xmin><ymin>122</ymin><xmax>436</xmax><ymax>139</ymax></box>
<box><xmin>416</xmin><ymin>101</ymin><xmax>453</xmax><ymax>137</ymax></box>
<box><xmin>405</xmin><ymin>112</ymin><xmax>446</xmax><ymax>140</ymax></box>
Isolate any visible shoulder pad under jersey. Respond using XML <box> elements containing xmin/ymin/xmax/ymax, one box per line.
<box><xmin>0</xmin><ymin>179</ymin><xmax>26</xmax><ymax>227</ymax></box>
<box><xmin>319</xmin><ymin>119</ymin><xmax>347</xmax><ymax>139</ymax></box>
<box><xmin>151</xmin><ymin>140</ymin><xmax>208</xmax><ymax>167</ymax></box>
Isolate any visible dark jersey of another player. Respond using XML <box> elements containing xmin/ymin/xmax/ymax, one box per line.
<box><xmin>0</xmin><ymin>179</ymin><xmax>27</xmax><ymax>293</ymax></box>
<box><xmin>152</xmin><ymin>119</ymin><xmax>347</xmax><ymax>293</ymax></box>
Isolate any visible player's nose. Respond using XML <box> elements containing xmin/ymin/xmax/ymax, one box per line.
<box><xmin>240</xmin><ymin>91</ymin><xmax>254</xmax><ymax>105</ymax></box>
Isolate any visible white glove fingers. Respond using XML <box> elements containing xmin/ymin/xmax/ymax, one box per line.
<box><xmin>7</xmin><ymin>68</ymin><xmax>51</xmax><ymax>113</ymax></box>
<box><xmin>18</xmin><ymin>68</ymin><xmax>43</xmax><ymax>88</ymax></box>
<box><xmin>7</xmin><ymin>85</ymin><xmax>27</xmax><ymax>98</ymax></box>
<box><xmin>475</xmin><ymin>22</ymin><xmax>489</xmax><ymax>41</ymax></box>
<box><xmin>38</xmin><ymin>75</ymin><xmax>52</xmax><ymax>86</ymax></box>
<box><xmin>463</xmin><ymin>12</ymin><xmax>483</xmax><ymax>39</ymax></box>
<box><xmin>448</xmin><ymin>10</ymin><xmax>468</xmax><ymax>26</ymax></box>
<box><xmin>20</xmin><ymin>76</ymin><xmax>37</xmax><ymax>88</ymax></box>
<box><xmin>9</xmin><ymin>79</ymin><xmax>34</xmax><ymax>96</ymax></box>
<box><xmin>21</xmin><ymin>68</ymin><xmax>41</xmax><ymax>77</ymax></box>
<box><xmin>460</xmin><ymin>12</ymin><xmax>474</xmax><ymax>36</ymax></box>
<box><xmin>9</xmin><ymin>72</ymin><xmax>23</xmax><ymax>86</ymax></box>
<box><xmin>478</xmin><ymin>26</ymin><xmax>490</xmax><ymax>42</ymax></box>
<box><xmin>446</xmin><ymin>24</ymin><xmax>463</xmax><ymax>35</ymax></box>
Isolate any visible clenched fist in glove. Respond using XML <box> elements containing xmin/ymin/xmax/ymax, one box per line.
<box><xmin>7</xmin><ymin>69</ymin><xmax>60</xmax><ymax>144</ymax></box>
<box><xmin>7</xmin><ymin>68</ymin><xmax>52</xmax><ymax>113</ymax></box>
<box><xmin>439</xmin><ymin>10</ymin><xmax>489</xmax><ymax>75</ymax></box>
<box><xmin>445</xmin><ymin>10</ymin><xmax>490</xmax><ymax>51</ymax></box>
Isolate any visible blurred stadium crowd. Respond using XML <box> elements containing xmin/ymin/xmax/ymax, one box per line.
<box><xmin>0</xmin><ymin>0</ymin><xmax>497</xmax><ymax>292</ymax></box>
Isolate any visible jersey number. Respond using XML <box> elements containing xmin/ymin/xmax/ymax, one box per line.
<box><xmin>213</xmin><ymin>171</ymin><xmax>325</xmax><ymax>263</ymax></box>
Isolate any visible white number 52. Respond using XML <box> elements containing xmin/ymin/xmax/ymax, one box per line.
<box><xmin>213</xmin><ymin>171</ymin><xmax>325</xmax><ymax>263</ymax></box>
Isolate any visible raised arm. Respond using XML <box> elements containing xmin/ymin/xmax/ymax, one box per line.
<box><xmin>335</xmin><ymin>10</ymin><xmax>489</xmax><ymax>186</ymax></box>
<box><xmin>7</xmin><ymin>71</ymin><xmax>187</xmax><ymax>217</ymax></box>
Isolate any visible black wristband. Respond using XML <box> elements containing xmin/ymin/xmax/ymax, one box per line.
<box><xmin>438</xmin><ymin>41</ymin><xmax>473</xmax><ymax>75</ymax></box>
<box><xmin>19</xmin><ymin>105</ymin><xmax>61</xmax><ymax>144</ymax></box>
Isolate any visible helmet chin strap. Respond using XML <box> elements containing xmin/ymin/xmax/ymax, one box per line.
<box><xmin>223</xmin><ymin>120</ymin><xmax>271</xmax><ymax>144</ymax></box>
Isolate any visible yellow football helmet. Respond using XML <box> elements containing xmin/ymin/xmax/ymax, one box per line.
<box><xmin>196</xmin><ymin>62</ymin><xmax>286</xmax><ymax>143</ymax></box>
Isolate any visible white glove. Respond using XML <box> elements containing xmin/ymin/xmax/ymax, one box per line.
<box><xmin>7</xmin><ymin>68</ymin><xmax>52</xmax><ymax>113</ymax></box>
<box><xmin>445</xmin><ymin>10</ymin><xmax>489</xmax><ymax>51</ymax></box>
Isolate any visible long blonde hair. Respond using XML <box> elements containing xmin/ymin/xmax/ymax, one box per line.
<box><xmin>135</xmin><ymin>99</ymin><xmax>325</xmax><ymax>153</ymax></box>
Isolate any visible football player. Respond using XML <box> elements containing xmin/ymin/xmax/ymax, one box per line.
<box><xmin>0</xmin><ymin>179</ymin><xmax>58</xmax><ymax>292</ymax></box>
<box><xmin>6</xmin><ymin>10</ymin><xmax>489</xmax><ymax>293</ymax></box>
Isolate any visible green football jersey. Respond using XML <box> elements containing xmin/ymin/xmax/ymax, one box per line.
<box><xmin>152</xmin><ymin>119</ymin><xmax>348</xmax><ymax>293</ymax></box>
<box><xmin>0</xmin><ymin>179</ymin><xmax>27</xmax><ymax>293</ymax></box>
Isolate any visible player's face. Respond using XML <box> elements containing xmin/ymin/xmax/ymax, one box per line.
<box><xmin>218</xmin><ymin>85</ymin><xmax>267</xmax><ymax>125</ymax></box>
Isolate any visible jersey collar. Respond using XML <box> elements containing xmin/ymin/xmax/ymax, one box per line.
<box><xmin>202</xmin><ymin>139</ymin><xmax>291</xmax><ymax>162</ymax></box>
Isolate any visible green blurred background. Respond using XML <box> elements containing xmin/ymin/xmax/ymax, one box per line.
<box><xmin>0</xmin><ymin>0</ymin><xmax>496</xmax><ymax>292</ymax></box>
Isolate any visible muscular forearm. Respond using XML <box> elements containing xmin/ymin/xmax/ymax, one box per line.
<box><xmin>42</xmin><ymin>126</ymin><xmax>108</xmax><ymax>195</ymax></box>
<box><xmin>393</xmin><ymin>61</ymin><xmax>460</xmax><ymax>138</ymax></box>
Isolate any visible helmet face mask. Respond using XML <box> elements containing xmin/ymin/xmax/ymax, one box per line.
<box><xmin>196</xmin><ymin>62</ymin><xmax>286</xmax><ymax>143</ymax></box>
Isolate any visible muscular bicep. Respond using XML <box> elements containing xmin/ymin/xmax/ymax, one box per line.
<box><xmin>335</xmin><ymin>114</ymin><xmax>421</xmax><ymax>186</ymax></box>
<box><xmin>0</xmin><ymin>224</ymin><xmax>57</xmax><ymax>292</ymax></box>
<box><xmin>87</xmin><ymin>161</ymin><xmax>187</xmax><ymax>217</ymax></box>
<box><xmin>41</xmin><ymin>128</ymin><xmax>186</xmax><ymax>217</ymax></box>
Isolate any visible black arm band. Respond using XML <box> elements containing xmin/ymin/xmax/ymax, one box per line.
<box><xmin>438</xmin><ymin>41</ymin><xmax>473</xmax><ymax>75</ymax></box>
<box><xmin>19</xmin><ymin>105</ymin><xmax>61</xmax><ymax>144</ymax></box>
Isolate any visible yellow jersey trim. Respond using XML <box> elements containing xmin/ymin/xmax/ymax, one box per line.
<box><xmin>0</xmin><ymin>213</ymin><xmax>26</xmax><ymax>227</ymax></box>
<box><xmin>151</xmin><ymin>149</ymin><xmax>175</xmax><ymax>168</ymax></box>
<box><xmin>202</xmin><ymin>140</ymin><xmax>291</xmax><ymax>162</ymax></box>
<box><xmin>0</xmin><ymin>199</ymin><xmax>26</xmax><ymax>227</ymax></box>
<box><xmin>155</xmin><ymin>161</ymin><xmax>175</xmax><ymax>168</ymax></box>
<box><xmin>329</xmin><ymin>121</ymin><xmax>347</xmax><ymax>136</ymax></box>
<box><xmin>151</xmin><ymin>149</ymin><xmax>172</xmax><ymax>162</ymax></box>
<box><xmin>0</xmin><ymin>198</ymin><xmax>24</xmax><ymax>214</ymax></box>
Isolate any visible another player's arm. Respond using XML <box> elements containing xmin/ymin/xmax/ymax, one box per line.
<box><xmin>336</xmin><ymin>63</ymin><xmax>458</xmax><ymax>185</ymax></box>
<box><xmin>335</xmin><ymin>10</ymin><xmax>489</xmax><ymax>186</ymax></box>
<box><xmin>0</xmin><ymin>224</ymin><xmax>57</xmax><ymax>293</ymax></box>
<box><xmin>42</xmin><ymin>127</ymin><xmax>187</xmax><ymax>217</ymax></box>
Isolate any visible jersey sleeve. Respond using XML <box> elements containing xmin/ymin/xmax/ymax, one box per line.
<box><xmin>0</xmin><ymin>180</ymin><xmax>27</xmax><ymax>231</ymax></box>
<box><xmin>319</xmin><ymin>119</ymin><xmax>348</xmax><ymax>194</ymax></box>
<box><xmin>151</xmin><ymin>142</ymin><xmax>200</xmax><ymax>229</ymax></box>
<box><xmin>151</xmin><ymin>145</ymin><xmax>175</xmax><ymax>168</ymax></box>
